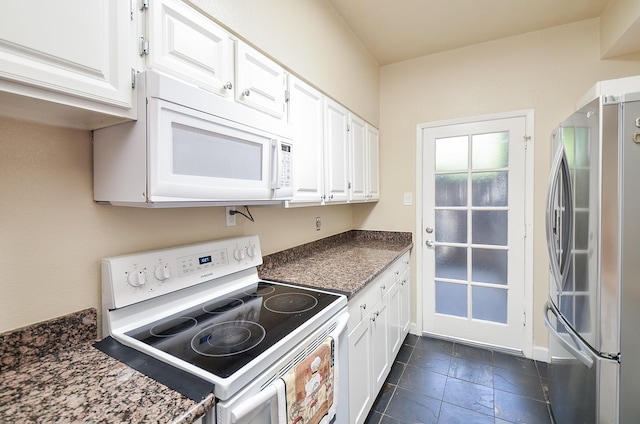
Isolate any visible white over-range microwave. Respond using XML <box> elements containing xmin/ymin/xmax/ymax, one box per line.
<box><xmin>94</xmin><ymin>70</ymin><xmax>293</xmax><ymax>207</ymax></box>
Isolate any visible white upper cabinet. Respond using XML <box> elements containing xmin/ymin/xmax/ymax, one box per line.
<box><xmin>287</xmin><ymin>76</ymin><xmax>325</xmax><ymax>204</ymax></box>
<box><xmin>235</xmin><ymin>42</ymin><xmax>287</xmax><ymax>119</ymax></box>
<box><xmin>366</xmin><ymin>124</ymin><xmax>380</xmax><ymax>201</ymax></box>
<box><xmin>349</xmin><ymin>113</ymin><xmax>367</xmax><ymax>202</ymax></box>
<box><xmin>145</xmin><ymin>0</ymin><xmax>235</xmax><ymax>98</ymax></box>
<box><xmin>0</xmin><ymin>0</ymin><xmax>135</xmax><ymax>129</ymax></box>
<box><xmin>324</xmin><ymin>98</ymin><xmax>350</xmax><ymax>204</ymax></box>
<box><xmin>287</xmin><ymin>75</ymin><xmax>380</xmax><ymax>206</ymax></box>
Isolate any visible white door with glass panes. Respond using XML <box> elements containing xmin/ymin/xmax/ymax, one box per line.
<box><xmin>421</xmin><ymin>116</ymin><xmax>528</xmax><ymax>351</ymax></box>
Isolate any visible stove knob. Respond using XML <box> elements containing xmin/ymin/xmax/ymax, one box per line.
<box><xmin>154</xmin><ymin>264</ymin><xmax>171</xmax><ymax>281</ymax></box>
<box><xmin>127</xmin><ymin>270</ymin><xmax>146</xmax><ymax>287</ymax></box>
<box><xmin>246</xmin><ymin>244</ymin><xmax>257</xmax><ymax>259</ymax></box>
<box><xmin>233</xmin><ymin>247</ymin><xmax>245</xmax><ymax>261</ymax></box>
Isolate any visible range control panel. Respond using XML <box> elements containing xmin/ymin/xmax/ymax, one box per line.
<box><xmin>102</xmin><ymin>235</ymin><xmax>262</xmax><ymax>309</ymax></box>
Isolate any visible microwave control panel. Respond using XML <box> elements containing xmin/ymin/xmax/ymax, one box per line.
<box><xmin>280</xmin><ymin>143</ymin><xmax>292</xmax><ymax>188</ymax></box>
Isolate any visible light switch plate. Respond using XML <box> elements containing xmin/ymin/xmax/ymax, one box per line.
<box><xmin>403</xmin><ymin>192</ymin><xmax>413</xmax><ymax>206</ymax></box>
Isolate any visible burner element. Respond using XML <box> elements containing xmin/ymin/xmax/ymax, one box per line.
<box><xmin>150</xmin><ymin>317</ymin><xmax>197</xmax><ymax>337</ymax></box>
<box><xmin>191</xmin><ymin>321</ymin><xmax>266</xmax><ymax>357</ymax></box>
<box><xmin>244</xmin><ymin>282</ymin><xmax>276</xmax><ymax>296</ymax></box>
<box><xmin>264</xmin><ymin>293</ymin><xmax>319</xmax><ymax>314</ymax></box>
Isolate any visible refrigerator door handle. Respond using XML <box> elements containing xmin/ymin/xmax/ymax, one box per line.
<box><xmin>544</xmin><ymin>300</ymin><xmax>595</xmax><ymax>369</ymax></box>
<box><xmin>545</xmin><ymin>142</ymin><xmax>574</xmax><ymax>294</ymax></box>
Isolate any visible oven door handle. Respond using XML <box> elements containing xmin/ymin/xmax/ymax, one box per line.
<box><xmin>230</xmin><ymin>383</ymin><xmax>279</xmax><ymax>423</ymax></box>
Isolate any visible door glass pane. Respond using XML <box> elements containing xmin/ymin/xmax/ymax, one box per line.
<box><xmin>472</xmin><ymin>171</ymin><xmax>508</xmax><ymax>206</ymax></box>
<box><xmin>435</xmin><ymin>174</ymin><xmax>467</xmax><ymax>206</ymax></box>
<box><xmin>561</xmin><ymin>127</ymin><xmax>575</xmax><ymax>167</ymax></box>
<box><xmin>472</xmin><ymin>210</ymin><xmax>508</xmax><ymax>245</ymax></box>
<box><xmin>574</xmin><ymin>169</ymin><xmax>589</xmax><ymax>209</ymax></box>
<box><xmin>574</xmin><ymin>253</ymin><xmax>588</xmax><ymax>291</ymax></box>
<box><xmin>472</xmin><ymin>132</ymin><xmax>508</xmax><ymax>169</ymax></box>
<box><xmin>472</xmin><ymin>248</ymin><xmax>507</xmax><ymax>285</ymax></box>
<box><xmin>574</xmin><ymin>127</ymin><xmax>590</xmax><ymax>167</ymax></box>
<box><xmin>575</xmin><ymin>210</ymin><xmax>588</xmax><ymax>250</ymax></box>
<box><xmin>435</xmin><ymin>210</ymin><xmax>467</xmax><ymax>243</ymax></box>
<box><xmin>472</xmin><ymin>286</ymin><xmax>507</xmax><ymax>323</ymax></box>
<box><xmin>435</xmin><ymin>246</ymin><xmax>467</xmax><ymax>280</ymax></box>
<box><xmin>436</xmin><ymin>281</ymin><xmax>467</xmax><ymax>317</ymax></box>
<box><xmin>435</xmin><ymin>136</ymin><xmax>468</xmax><ymax>171</ymax></box>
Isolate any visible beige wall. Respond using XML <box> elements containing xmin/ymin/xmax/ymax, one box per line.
<box><xmin>360</xmin><ymin>18</ymin><xmax>640</xmax><ymax>348</ymax></box>
<box><xmin>0</xmin><ymin>0</ymin><xmax>379</xmax><ymax>334</ymax></box>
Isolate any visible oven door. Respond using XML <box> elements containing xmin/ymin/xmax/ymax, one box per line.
<box><xmin>216</xmin><ymin>310</ymin><xmax>349</xmax><ymax>424</ymax></box>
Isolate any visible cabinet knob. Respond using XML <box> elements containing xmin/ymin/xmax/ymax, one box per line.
<box><xmin>380</xmin><ymin>285</ymin><xmax>386</xmax><ymax>290</ymax></box>
<box><xmin>223</xmin><ymin>81</ymin><xmax>233</xmax><ymax>90</ymax></box>
<box><xmin>243</xmin><ymin>89</ymin><xmax>251</xmax><ymax>97</ymax></box>
<box><xmin>360</xmin><ymin>303</ymin><xmax>367</xmax><ymax>310</ymax></box>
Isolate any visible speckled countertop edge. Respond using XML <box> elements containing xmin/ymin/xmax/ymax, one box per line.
<box><xmin>0</xmin><ymin>309</ymin><xmax>214</xmax><ymax>424</ymax></box>
<box><xmin>258</xmin><ymin>230</ymin><xmax>413</xmax><ymax>297</ymax></box>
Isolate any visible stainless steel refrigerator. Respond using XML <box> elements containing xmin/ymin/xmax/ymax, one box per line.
<box><xmin>544</xmin><ymin>88</ymin><xmax>640</xmax><ymax>423</ymax></box>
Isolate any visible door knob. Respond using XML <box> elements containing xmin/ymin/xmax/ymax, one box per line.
<box><xmin>426</xmin><ymin>239</ymin><xmax>435</xmax><ymax>247</ymax></box>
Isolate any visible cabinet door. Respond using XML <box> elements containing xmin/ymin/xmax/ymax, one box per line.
<box><xmin>287</xmin><ymin>76</ymin><xmax>324</xmax><ymax>204</ymax></box>
<box><xmin>366</xmin><ymin>125</ymin><xmax>380</xmax><ymax>201</ymax></box>
<box><xmin>371</xmin><ymin>296</ymin><xmax>390</xmax><ymax>392</ymax></box>
<box><xmin>236</xmin><ymin>42</ymin><xmax>286</xmax><ymax>119</ymax></box>
<box><xmin>387</xmin><ymin>281</ymin><xmax>403</xmax><ymax>358</ymax></box>
<box><xmin>349</xmin><ymin>114</ymin><xmax>367</xmax><ymax>202</ymax></box>
<box><xmin>0</xmin><ymin>0</ymin><xmax>134</xmax><ymax>125</ymax></box>
<box><xmin>399</xmin><ymin>269</ymin><xmax>411</xmax><ymax>337</ymax></box>
<box><xmin>147</xmin><ymin>0</ymin><xmax>235</xmax><ymax>98</ymax></box>
<box><xmin>324</xmin><ymin>98</ymin><xmax>350</xmax><ymax>203</ymax></box>
<box><xmin>348</xmin><ymin>319</ymin><xmax>374</xmax><ymax>424</ymax></box>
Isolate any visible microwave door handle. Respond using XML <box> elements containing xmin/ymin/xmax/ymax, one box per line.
<box><xmin>544</xmin><ymin>300</ymin><xmax>594</xmax><ymax>368</ymax></box>
<box><xmin>269</xmin><ymin>139</ymin><xmax>280</xmax><ymax>190</ymax></box>
<box><xmin>230</xmin><ymin>383</ymin><xmax>279</xmax><ymax>424</ymax></box>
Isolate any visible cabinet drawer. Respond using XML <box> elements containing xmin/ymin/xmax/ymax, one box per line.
<box><xmin>348</xmin><ymin>274</ymin><xmax>390</xmax><ymax>330</ymax></box>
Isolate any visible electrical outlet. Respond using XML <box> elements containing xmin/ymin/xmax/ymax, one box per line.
<box><xmin>226</xmin><ymin>207</ymin><xmax>236</xmax><ymax>226</ymax></box>
<box><xmin>315</xmin><ymin>217</ymin><xmax>321</xmax><ymax>231</ymax></box>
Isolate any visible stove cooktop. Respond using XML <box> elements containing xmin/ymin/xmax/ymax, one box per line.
<box><xmin>124</xmin><ymin>281</ymin><xmax>342</xmax><ymax>378</ymax></box>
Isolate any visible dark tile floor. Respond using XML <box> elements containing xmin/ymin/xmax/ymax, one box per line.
<box><xmin>365</xmin><ymin>334</ymin><xmax>554</xmax><ymax>424</ymax></box>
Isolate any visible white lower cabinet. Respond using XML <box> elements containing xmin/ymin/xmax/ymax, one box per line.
<box><xmin>348</xmin><ymin>252</ymin><xmax>411</xmax><ymax>424</ymax></box>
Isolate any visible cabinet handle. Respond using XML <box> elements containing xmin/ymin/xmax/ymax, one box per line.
<box><xmin>223</xmin><ymin>81</ymin><xmax>233</xmax><ymax>90</ymax></box>
<box><xmin>243</xmin><ymin>89</ymin><xmax>251</xmax><ymax>97</ymax></box>
<box><xmin>370</xmin><ymin>311</ymin><xmax>380</xmax><ymax>322</ymax></box>
<box><xmin>400</xmin><ymin>279</ymin><xmax>407</xmax><ymax>286</ymax></box>
<box><xmin>380</xmin><ymin>285</ymin><xmax>386</xmax><ymax>290</ymax></box>
<box><xmin>360</xmin><ymin>303</ymin><xmax>367</xmax><ymax>310</ymax></box>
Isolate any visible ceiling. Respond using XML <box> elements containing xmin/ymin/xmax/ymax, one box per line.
<box><xmin>328</xmin><ymin>0</ymin><xmax>611</xmax><ymax>65</ymax></box>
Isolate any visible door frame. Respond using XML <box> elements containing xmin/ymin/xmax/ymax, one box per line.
<box><xmin>414</xmin><ymin>109</ymin><xmax>535</xmax><ymax>358</ymax></box>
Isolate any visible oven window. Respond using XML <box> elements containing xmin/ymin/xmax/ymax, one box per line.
<box><xmin>172</xmin><ymin>123</ymin><xmax>263</xmax><ymax>180</ymax></box>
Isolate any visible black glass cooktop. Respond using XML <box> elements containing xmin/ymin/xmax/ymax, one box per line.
<box><xmin>125</xmin><ymin>281</ymin><xmax>341</xmax><ymax>378</ymax></box>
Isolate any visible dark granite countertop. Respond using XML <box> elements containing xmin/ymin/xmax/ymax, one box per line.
<box><xmin>0</xmin><ymin>309</ymin><xmax>214</xmax><ymax>423</ymax></box>
<box><xmin>258</xmin><ymin>230</ymin><xmax>413</xmax><ymax>297</ymax></box>
<box><xmin>0</xmin><ymin>230</ymin><xmax>410</xmax><ymax>422</ymax></box>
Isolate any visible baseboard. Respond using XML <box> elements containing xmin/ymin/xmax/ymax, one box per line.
<box><xmin>532</xmin><ymin>345</ymin><xmax>549</xmax><ymax>363</ymax></box>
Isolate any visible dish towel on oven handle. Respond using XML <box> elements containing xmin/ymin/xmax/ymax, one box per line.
<box><xmin>279</xmin><ymin>336</ymin><xmax>337</xmax><ymax>424</ymax></box>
